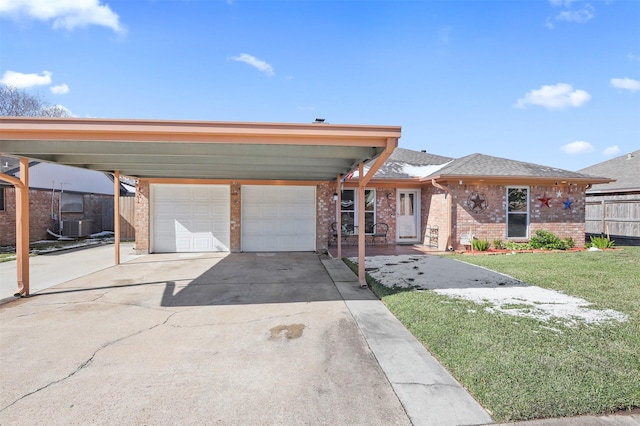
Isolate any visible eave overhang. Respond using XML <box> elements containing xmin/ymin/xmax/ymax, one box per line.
<box><xmin>425</xmin><ymin>175</ymin><xmax>615</xmax><ymax>186</ymax></box>
<box><xmin>0</xmin><ymin>117</ymin><xmax>401</xmax><ymax>181</ymax></box>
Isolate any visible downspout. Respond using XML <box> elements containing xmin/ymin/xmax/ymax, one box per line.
<box><xmin>431</xmin><ymin>179</ymin><xmax>453</xmax><ymax>251</ymax></box>
<box><xmin>0</xmin><ymin>158</ymin><xmax>30</xmax><ymax>297</ymax></box>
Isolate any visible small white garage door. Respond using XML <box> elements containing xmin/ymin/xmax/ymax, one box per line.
<box><xmin>242</xmin><ymin>185</ymin><xmax>316</xmax><ymax>252</ymax></box>
<box><xmin>152</xmin><ymin>184</ymin><xmax>230</xmax><ymax>253</ymax></box>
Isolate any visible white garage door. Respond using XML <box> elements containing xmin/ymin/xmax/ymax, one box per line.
<box><xmin>242</xmin><ymin>185</ymin><xmax>316</xmax><ymax>252</ymax></box>
<box><xmin>152</xmin><ymin>184</ymin><xmax>230</xmax><ymax>253</ymax></box>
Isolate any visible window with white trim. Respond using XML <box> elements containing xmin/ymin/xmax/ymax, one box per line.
<box><xmin>340</xmin><ymin>189</ymin><xmax>376</xmax><ymax>233</ymax></box>
<box><xmin>507</xmin><ymin>187</ymin><xmax>528</xmax><ymax>238</ymax></box>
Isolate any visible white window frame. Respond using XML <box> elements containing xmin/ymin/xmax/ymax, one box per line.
<box><xmin>507</xmin><ymin>186</ymin><xmax>529</xmax><ymax>239</ymax></box>
<box><xmin>340</xmin><ymin>189</ymin><xmax>376</xmax><ymax>233</ymax></box>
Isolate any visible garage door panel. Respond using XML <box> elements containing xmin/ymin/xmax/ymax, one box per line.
<box><xmin>152</xmin><ymin>184</ymin><xmax>230</xmax><ymax>253</ymax></box>
<box><xmin>242</xmin><ymin>185</ymin><xmax>316</xmax><ymax>252</ymax></box>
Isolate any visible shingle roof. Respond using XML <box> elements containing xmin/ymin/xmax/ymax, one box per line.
<box><xmin>0</xmin><ymin>156</ymin><xmax>20</xmax><ymax>174</ymax></box>
<box><xmin>578</xmin><ymin>150</ymin><xmax>640</xmax><ymax>193</ymax></box>
<box><xmin>373</xmin><ymin>148</ymin><xmax>453</xmax><ymax>178</ymax></box>
<box><xmin>428</xmin><ymin>153</ymin><xmax>607</xmax><ymax>180</ymax></box>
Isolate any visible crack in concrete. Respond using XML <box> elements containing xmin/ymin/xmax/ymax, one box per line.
<box><xmin>0</xmin><ymin>311</ymin><xmax>177</xmax><ymax>413</ymax></box>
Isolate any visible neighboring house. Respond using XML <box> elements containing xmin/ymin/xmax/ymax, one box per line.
<box><xmin>0</xmin><ymin>158</ymin><xmax>132</xmax><ymax>246</ymax></box>
<box><xmin>578</xmin><ymin>150</ymin><xmax>640</xmax><ymax>245</ymax></box>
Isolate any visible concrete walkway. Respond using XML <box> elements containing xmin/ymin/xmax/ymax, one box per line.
<box><xmin>0</xmin><ymin>242</ymin><xmax>141</xmax><ymax>302</ymax></box>
<box><xmin>323</xmin><ymin>257</ymin><xmax>494</xmax><ymax>426</ymax></box>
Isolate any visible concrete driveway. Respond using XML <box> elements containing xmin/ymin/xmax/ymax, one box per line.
<box><xmin>0</xmin><ymin>252</ymin><xmax>411</xmax><ymax>425</ymax></box>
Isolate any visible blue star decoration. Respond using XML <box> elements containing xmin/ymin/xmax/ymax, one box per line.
<box><xmin>563</xmin><ymin>198</ymin><xmax>573</xmax><ymax>209</ymax></box>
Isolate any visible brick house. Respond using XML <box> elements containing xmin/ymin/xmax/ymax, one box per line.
<box><xmin>130</xmin><ymin>148</ymin><xmax>613</xmax><ymax>254</ymax></box>
<box><xmin>329</xmin><ymin>148</ymin><xmax>614</xmax><ymax>251</ymax></box>
<box><xmin>0</xmin><ymin>159</ymin><xmax>130</xmax><ymax>246</ymax></box>
<box><xmin>0</xmin><ymin>117</ymin><xmax>616</xmax><ymax>293</ymax></box>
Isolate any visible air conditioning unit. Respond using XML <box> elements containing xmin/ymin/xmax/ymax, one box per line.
<box><xmin>62</xmin><ymin>219</ymin><xmax>94</xmax><ymax>238</ymax></box>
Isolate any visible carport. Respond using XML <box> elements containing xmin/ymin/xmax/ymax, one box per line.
<box><xmin>0</xmin><ymin>117</ymin><xmax>400</xmax><ymax>295</ymax></box>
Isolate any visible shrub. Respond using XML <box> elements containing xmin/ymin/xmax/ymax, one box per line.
<box><xmin>530</xmin><ymin>230</ymin><xmax>574</xmax><ymax>250</ymax></box>
<box><xmin>590</xmin><ymin>236</ymin><xmax>615</xmax><ymax>249</ymax></box>
<box><xmin>564</xmin><ymin>236</ymin><xmax>575</xmax><ymax>249</ymax></box>
<box><xmin>492</xmin><ymin>239</ymin><xmax>503</xmax><ymax>250</ymax></box>
<box><xmin>471</xmin><ymin>238</ymin><xmax>490</xmax><ymax>251</ymax></box>
<box><xmin>504</xmin><ymin>241</ymin><xmax>532</xmax><ymax>250</ymax></box>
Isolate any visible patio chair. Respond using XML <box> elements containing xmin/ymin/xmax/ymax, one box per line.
<box><xmin>370</xmin><ymin>223</ymin><xmax>389</xmax><ymax>246</ymax></box>
<box><xmin>330</xmin><ymin>222</ymin><xmax>356</xmax><ymax>245</ymax></box>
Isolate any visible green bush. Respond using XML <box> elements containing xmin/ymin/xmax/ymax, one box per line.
<box><xmin>471</xmin><ymin>238</ymin><xmax>490</xmax><ymax>251</ymax></box>
<box><xmin>589</xmin><ymin>235</ymin><xmax>615</xmax><ymax>249</ymax></box>
<box><xmin>492</xmin><ymin>239</ymin><xmax>503</xmax><ymax>250</ymax></box>
<box><xmin>529</xmin><ymin>230</ymin><xmax>574</xmax><ymax>250</ymax></box>
<box><xmin>504</xmin><ymin>241</ymin><xmax>532</xmax><ymax>250</ymax></box>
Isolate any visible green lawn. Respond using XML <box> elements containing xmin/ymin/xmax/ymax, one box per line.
<box><xmin>360</xmin><ymin>247</ymin><xmax>640</xmax><ymax>422</ymax></box>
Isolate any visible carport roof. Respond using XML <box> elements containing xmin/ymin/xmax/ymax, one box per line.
<box><xmin>0</xmin><ymin>117</ymin><xmax>400</xmax><ymax>181</ymax></box>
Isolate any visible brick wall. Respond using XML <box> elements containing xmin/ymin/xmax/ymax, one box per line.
<box><xmin>230</xmin><ymin>182</ymin><xmax>241</xmax><ymax>252</ymax></box>
<box><xmin>316</xmin><ymin>182</ymin><xmax>332</xmax><ymax>252</ymax></box>
<box><xmin>375</xmin><ymin>188</ymin><xmax>396</xmax><ymax>241</ymax></box>
<box><xmin>446</xmin><ymin>183</ymin><xmax>587</xmax><ymax>250</ymax></box>
<box><xmin>0</xmin><ymin>187</ymin><xmax>112</xmax><ymax>246</ymax></box>
<box><xmin>423</xmin><ymin>189</ymin><xmax>449</xmax><ymax>251</ymax></box>
<box><xmin>127</xmin><ymin>180</ymin><xmax>588</xmax><ymax>254</ymax></box>
<box><xmin>134</xmin><ymin>180</ymin><xmax>150</xmax><ymax>253</ymax></box>
<box><xmin>322</xmin><ymin>184</ymin><xmax>398</xmax><ymax>248</ymax></box>
<box><xmin>529</xmin><ymin>184</ymin><xmax>586</xmax><ymax>247</ymax></box>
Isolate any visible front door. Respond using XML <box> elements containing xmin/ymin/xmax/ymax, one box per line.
<box><xmin>397</xmin><ymin>190</ymin><xmax>420</xmax><ymax>241</ymax></box>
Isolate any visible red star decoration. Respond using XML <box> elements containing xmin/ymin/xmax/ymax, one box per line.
<box><xmin>538</xmin><ymin>193</ymin><xmax>552</xmax><ymax>208</ymax></box>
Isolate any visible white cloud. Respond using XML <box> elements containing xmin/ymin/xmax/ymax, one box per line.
<box><xmin>515</xmin><ymin>83</ymin><xmax>591</xmax><ymax>110</ymax></box>
<box><xmin>545</xmin><ymin>17</ymin><xmax>555</xmax><ymax>29</ymax></box>
<box><xmin>561</xmin><ymin>141</ymin><xmax>595</xmax><ymax>155</ymax></box>
<box><xmin>0</xmin><ymin>70</ymin><xmax>52</xmax><ymax>88</ymax></box>
<box><xmin>627</xmin><ymin>52</ymin><xmax>640</xmax><ymax>62</ymax></box>
<box><xmin>50</xmin><ymin>83</ymin><xmax>69</xmax><ymax>94</ymax></box>
<box><xmin>610</xmin><ymin>77</ymin><xmax>640</xmax><ymax>92</ymax></box>
<box><xmin>555</xmin><ymin>6</ymin><xmax>594</xmax><ymax>23</ymax></box>
<box><xmin>0</xmin><ymin>0</ymin><xmax>125</xmax><ymax>34</ymax></box>
<box><xmin>231</xmin><ymin>53</ymin><xmax>275</xmax><ymax>77</ymax></box>
<box><xmin>546</xmin><ymin>1</ymin><xmax>594</xmax><ymax>28</ymax></box>
<box><xmin>603</xmin><ymin>146</ymin><xmax>620</xmax><ymax>156</ymax></box>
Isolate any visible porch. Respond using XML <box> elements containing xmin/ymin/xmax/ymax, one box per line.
<box><xmin>327</xmin><ymin>243</ymin><xmax>441</xmax><ymax>258</ymax></box>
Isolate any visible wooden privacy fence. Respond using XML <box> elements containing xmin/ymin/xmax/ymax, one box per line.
<box><xmin>585</xmin><ymin>195</ymin><xmax>640</xmax><ymax>238</ymax></box>
<box><xmin>102</xmin><ymin>196</ymin><xmax>136</xmax><ymax>240</ymax></box>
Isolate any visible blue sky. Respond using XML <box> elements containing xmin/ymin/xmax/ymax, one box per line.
<box><xmin>1</xmin><ymin>0</ymin><xmax>638</xmax><ymax>172</ymax></box>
